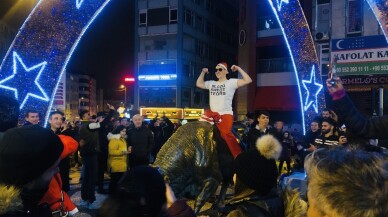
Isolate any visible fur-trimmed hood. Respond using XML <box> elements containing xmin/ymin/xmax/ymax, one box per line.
<box><xmin>256</xmin><ymin>134</ymin><xmax>282</xmax><ymax>160</ymax></box>
<box><xmin>107</xmin><ymin>132</ymin><xmax>121</xmax><ymax>141</ymax></box>
<box><xmin>0</xmin><ymin>184</ymin><xmax>23</xmax><ymax>215</ymax></box>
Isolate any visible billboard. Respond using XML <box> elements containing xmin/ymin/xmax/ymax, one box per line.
<box><xmin>331</xmin><ymin>35</ymin><xmax>388</xmax><ymax>76</ymax></box>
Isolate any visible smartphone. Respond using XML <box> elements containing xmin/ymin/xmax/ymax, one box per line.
<box><xmin>329</xmin><ymin>56</ymin><xmax>338</xmax><ymax>85</ymax></box>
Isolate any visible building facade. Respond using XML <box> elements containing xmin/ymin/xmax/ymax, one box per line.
<box><xmin>313</xmin><ymin>0</ymin><xmax>388</xmax><ymax>116</ymax></box>
<box><xmin>52</xmin><ymin>72</ymin><xmax>98</xmax><ymax>121</ymax></box>
<box><xmin>237</xmin><ymin>0</ymin><xmax>313</xmax><ymax>123</ymax></box>
<box><xmin>239</xmin><ymin>0</ymin><xmax>387</xmax><ymax>124</ymax></box>
<box><xmin>133</xmin><ymin>0</ymin><xmax>239</xmax><ymax>110</ymax></box>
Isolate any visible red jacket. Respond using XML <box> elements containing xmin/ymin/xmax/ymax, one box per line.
<box><xmin>40</xmin><ymin>135</ymin><xmax>79</xmax><ymax>214</ymax></box>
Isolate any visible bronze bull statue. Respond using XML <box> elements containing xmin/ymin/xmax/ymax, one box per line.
<box><xmin>153</xmin><ymin>121</ymin><xmax>247</xmax><ymax>213</ymax></box>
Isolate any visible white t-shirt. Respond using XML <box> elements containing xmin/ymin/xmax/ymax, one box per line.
<box><xmin>204</xmin><ymin>79</ymin><xmax>238</xmax><ymax>115</ymax></box>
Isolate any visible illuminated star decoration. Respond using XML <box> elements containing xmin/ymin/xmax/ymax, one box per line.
<box><xmin>302</xmin><ymin>66</ymin><xmax>323</xmax><ymax>113</ymax></box>
<box><xmin>0</xmin><ymin>51</ymin><xmax>49</xmax><ymax>109</ymax></box>
<box><xmin>277</xmin><ymin>0</ymin><xmax>289</xmax><ymax>11</ymax></box>
<box><xmin>76</xmin><ymin>0</ymin><xmax>85</xmax><ymax>9</ymax></box>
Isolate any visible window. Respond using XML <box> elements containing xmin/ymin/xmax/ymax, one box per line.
<box><xmin>346</xmin><ymin>0</ymin><xmax>362</xmax><ymax>36</ymax></box>
<box><xmin>205</xmin><ymin>21</ymin><xmax>213</xmax><ymax>36</ymax></box>
<box><xmin>79</xmin><ymin>86</ymin><xmax>90</xmax><ymax>91</ymax></box>
<box><xmin>195</xmin><ymin>15</ymin><xmax>203</xmax><ymax>31</ymax></box>
<box><xmin>184</xmin><ymin>9</ymin><xmax>194</xmax><ymax>26</ymax></box>
<box><xmin>205</xmin><ymin>0</ymin><xmax>213</xmax><ymax>11</ymax></box>
<box><xmin>170</xmin><ymin>8</ymin><xmax>178</xmax><ymax>24</ymax></box>
<box><xmin>154</xmin><ymin>40</ymin><xmax>166</xmax><ymax>50</ymax></box>
<box><xmin>148</xmin><ymin>7</ymin><xmax>169</xmax><ymax>26</ymax></box>
<box><xmin>79</xmin><ymin>78</ymin><xmax>89</xmax><ymax>83</ymax></box>
<box><xmin>139</xmin><ymin>11</ymin><xmax>147</xmax><ymax>27</ymax></box>
<box><xmin>194</xmin><ymin>0</ymin><xmax>203</xmax><ymax>6</ymax></box>
<box><xmin>317</xmin><ymin>0</ymin><xmax>330</xmax><ymax>4</ymax></box>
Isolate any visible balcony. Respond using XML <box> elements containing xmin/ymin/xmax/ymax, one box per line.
<box><xmin>257</xmin><ymin>16</ymin><xmax>282</xmax><ymax>38</ymax></box>
<box><xmin>138</xmin><ymin>50</ymin><xmax>177</xmax><ymax>61</ymax></box>
<box><xmin>257</xmin><ymin>58</ymin><xmax>293</xmax><ymax>74</ymax></box>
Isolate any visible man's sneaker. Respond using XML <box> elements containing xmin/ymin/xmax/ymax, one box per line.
<box><xmin>86</xmin><ymin>202</ymin><xmax>99</xmax><ymax>210</ymax></box>
<box><xmin>78</xmin><ymin>200</ymin><xmax>88</xmax><ymax>207</ymax></box>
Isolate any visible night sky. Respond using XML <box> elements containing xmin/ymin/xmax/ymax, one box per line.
<box><xmin>67</xmin><ymin>0</ymin><xmax>135</xmax><ymax>91</ymax></box>
<box><xmin>1</xmin><ymin>0</ymin><xmax>135</xmax><ymax>93</ymax></box>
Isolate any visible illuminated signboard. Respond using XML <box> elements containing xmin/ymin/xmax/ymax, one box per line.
<box><xmin>140</xmin><ymin>107</ymin><xmax>183</xmax><ymax>119</ymax></box>
<box><xmin>138</xmin><ymin>74</ymin><xmax>177</xmax><ymax>81</ymax></box>
<box><xmin>183</xmin><ymin>108</ymin><xmax>204</xmax><ymax>120</ymax></box>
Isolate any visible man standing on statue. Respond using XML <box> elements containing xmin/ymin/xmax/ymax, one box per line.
<box><xmin>196</xmin><ymin>62</ymin><xmax>252</xmax><ymax>158</ymax></box>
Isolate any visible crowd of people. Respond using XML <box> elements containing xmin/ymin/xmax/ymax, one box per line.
<box><xmin>0</xmin><ymin>64</ymin><xmax>387</xmax><ymax>217</ymax></box>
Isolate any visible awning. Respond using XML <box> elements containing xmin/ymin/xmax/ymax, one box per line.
<box><xmin>254</xmin><ymin>86</ymin><xmax>300</xmax><ymax>111</ymax></box>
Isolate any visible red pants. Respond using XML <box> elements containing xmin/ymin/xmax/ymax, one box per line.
<box><xmin>216</xmin><ymin>114</ymin><xmax>242</xmax><ymax>158</ymax></box>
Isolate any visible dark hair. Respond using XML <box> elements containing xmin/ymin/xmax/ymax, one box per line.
<box><xmin>321</xmin><ymin>117</ymin><xmax>336</xmax><ymax>127</ymax></box>
<box><xmin>112</xmin><ymin>125</ymin><xmax>126</xmax><ymax>134</ymax></box>
<box><xmin>25</xmin><ymin>110</ymin><xmax>39</xmax><ymax>118</ymax></box>
<box><xmin>0</xmin><ymin>94</ymin><xmax>19</xmax><ymax>132</ymax></box>
<box><xmin>311</xmin><ymin>117</ymin><xmax>321</xmax><ymax>125</ymax></box>
<box><xmin>79</xmin><ymin>110</ymin><xmax>89</xmax><ymax>120</ymax></box>
<box><xmin>257</xmin><ymin>110</ymin><xmax>270</xmax><ymax>118</ymax></box>
<box><xmin>49</xmin><ymin>110</ymin><xmax>64</xmax><ymax>119</ymax></box>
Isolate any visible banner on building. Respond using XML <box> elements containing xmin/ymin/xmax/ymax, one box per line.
<box><xmin>331</xmin><ymin>35</ymin><xmax>388</xmax><ymax>76</ymax></box>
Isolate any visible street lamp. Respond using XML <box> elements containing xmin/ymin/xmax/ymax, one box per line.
<box><xmin>78</xmin><ymin>97</ymin><xmax>84</xmax><ymax>112</ymax></box>
<box><xmin>120</xmin><ymin>85</ymin><xmax>127</xmax><ymax>106</ymax></box>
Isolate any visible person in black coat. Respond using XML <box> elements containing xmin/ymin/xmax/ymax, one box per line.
<box><xmin>149</xmin><ymin>114</ymin><xmax>174</xmax><ymax>160</ymax></box>
<box><xmin>247</xmin><ymin>111</ymin><xmax>274</xmax><ymax>149</ymax></box>
<box><xmin>127</xmin><ymin>114</ymin><xmax>155</xmax><ymax>167</ymax></box>
<box><xmin>96</xmin><ymin>104</ymin><xmax>117</xmax><ymax>194</ymax></box>
<box><xmin>97</xmin><ymin>166</ymin><xmax>196</xmax><ymax>217</ymax></box>
<box><xmin>220</xmin><ymin>135</ymin><xmax>284</xmax><ymax>217</ymax></box>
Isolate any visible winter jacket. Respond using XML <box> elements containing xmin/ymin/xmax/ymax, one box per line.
<box><xmin>247</xmin><ymin>127</ymin><xmax>273</xmax><ymax>149</ymax></box>
<box><xmin>107</xmin><ymin>133</ymin><xmax>128</xmax><ymax>173</ymax></box>
<box><xmin>79</xmin><ymin>121</ymin><xmax>100</xmax><ymax>156</ymax></box>
<box><xmin>39</xmin><ymin>135</ymin><xmax>78</xmax><ymax>215</ymax></box>
<box><xmin>224</xmin><ymin>189</ymin><xmax>284</xmax><ymax>217</ymax></box>
<box><xmin>126</xmin><ymin>126</ymin><xmax>154</xmax><ymax>165</ymax></box>
<box><xmin>333</xmin><ymin>94</ymin><xmax>388</xmax><ymax>139</ymax></box>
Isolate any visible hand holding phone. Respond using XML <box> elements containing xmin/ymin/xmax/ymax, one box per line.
<box><xmin>329</xmin><ymin>56</ymin><xmax>338</xmax><ymax>85</ymax></box>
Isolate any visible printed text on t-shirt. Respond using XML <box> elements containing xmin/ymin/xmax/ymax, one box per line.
<box><xmin>210</xmin><ymin>84</ymin><xmax>226</xmax><ymax>96</ymax></box>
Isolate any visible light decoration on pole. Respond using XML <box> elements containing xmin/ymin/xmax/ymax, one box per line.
<box><xmin>0</xmin><ymin>0</ymin><xmax>111</xmax><ymax>126</ymax></box>
<box><xmin>365</xmin><ymin>0</ymin><xmax>388</xmax><ymax>43</ymax></box>
<box><xmin>268</xmin><ymin>0</ymin><xmax>325</xmax><ymax>134</ymax></box>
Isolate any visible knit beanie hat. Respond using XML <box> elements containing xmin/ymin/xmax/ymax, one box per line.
<box><xmin>217</xmin><ymin>62</ymin><xmax>228</xmax><ymax>71</ymax></box>
<box><xmin>0</xmin><ymin>125</ymin><xmax>64</xmax><ymax>186</ymax></box>
<box><xmin>234</xmin><ymin>134</ymin><xmax>282</xmax><ymax>195</ymax></box>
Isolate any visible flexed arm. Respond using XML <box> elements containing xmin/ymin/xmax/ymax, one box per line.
<box><xmin>232</xmin><ymin>65</ymin><xmax>252</xmax><ymax>87</ymax></box>
<box><xmin>196</xmin><ymin>68</ymin><xmax>209</xmax><ymax>89</ymax></box>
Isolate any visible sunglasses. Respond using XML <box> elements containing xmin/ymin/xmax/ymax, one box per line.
<box><xmin>215</xmin><ymin>68</ymin><xmax>223</xmax><ymax>72</ymax></box>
